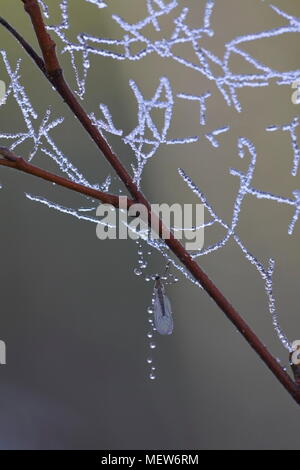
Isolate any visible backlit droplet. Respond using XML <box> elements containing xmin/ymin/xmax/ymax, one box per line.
<box><xmin>134</xmin><ymin>268</ymin><xmax>142</xmax><ymax>276</ymax></box>
<box><xmin>150</xmin><ymin>342</ymin><xmax>156</xmax><ymax>349</ymax></box>
<box><xmin>147</xmin><ymin>306</ymin><xmax>154</xmax><ymax>314</ymax></box>
<box><xmin>147</xmin><ymin>357</ymin><xmax>153</xmax><ymax>364</ymax></box>
<box><xmin>149</xmin><ymin>372</ymin><xmax>156</xmax><ymax>380</ymax></box>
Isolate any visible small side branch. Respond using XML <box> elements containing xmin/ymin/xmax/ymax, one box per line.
<box><xmin>0</xmin><ymin>16</ymin><xmax>46</xmax><ymax>74</ymax></box>
<box><xmin>0</xmin><ymin>148</ymin><xmax>132</xmax><ymax>209</ymax></box>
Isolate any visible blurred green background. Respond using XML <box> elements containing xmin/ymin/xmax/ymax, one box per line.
<box><xmin>0</xmin><ymin>0</ymin><xmax>299</xmax><ymax>449</ymax></box>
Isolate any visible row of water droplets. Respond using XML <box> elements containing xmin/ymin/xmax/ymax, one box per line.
<box><xmin>133</xmin><ymin>241</ymin><xmax>178</xmax><ymax>380</ymax></box>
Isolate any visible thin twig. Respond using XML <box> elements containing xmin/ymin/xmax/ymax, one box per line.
<box><xmin>0</xmin><ymin>16</ymin><xmax>46</xmax><ymax>74</ymax></box>
<box><xmin>0</xmin><ymin>148</ymin><xmax>132</xmax><ymax>209</ymax></box>
<box><xmin>0</xmin><ymin>2</ymin><xmax>299</xmax><ymax>404</ymax></box>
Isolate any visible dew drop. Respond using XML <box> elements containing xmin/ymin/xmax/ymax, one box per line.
<box><xmin>149</xmin><ymin>372</ymin><xmax>156</xmax><ymax>380</ymax></box>
<box><xmin>150</xmin><ymin>342</ymin><xmax>156</xmax><ymax>349</ymax></box>
<box><xmin>147</xmin><ymin>357</ymin><xmax>153</xmax><ymax>364</ymax></box>
<box><xmin>134</xmin><ymin>268</ymin><xmax>142</xmax><ymax>276</ymax></box>
<box><xmin>147</xmin><ymin>332</ymin><xmax>153</xmax><ymax>339</ymax></box>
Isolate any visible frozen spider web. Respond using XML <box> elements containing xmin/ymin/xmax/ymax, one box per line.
<box><xmin>1</xmin><ymin>0</ymin><xmax>300</xmax><ymax>353</ymax></box>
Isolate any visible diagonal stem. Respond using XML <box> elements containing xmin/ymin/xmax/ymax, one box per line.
<box><xmin>0</xmin><ymin>2</ymin><xmax>299</xmax><ymax>404</ymax></box>
<box><xmin>0</xmin><ymin>147</ymin><xmax>133</xmax><ymax>209</ymax></box>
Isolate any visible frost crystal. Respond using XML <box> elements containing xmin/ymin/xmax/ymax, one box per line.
<box><xmin>266</xmin><ymin>118</ymin><xmax>300</xmax><ymax>177</ymax></box>
<box><xmin>177</xmin><ymin>92</ymin><xmax>211</xmax><ymax>126</ymax></box>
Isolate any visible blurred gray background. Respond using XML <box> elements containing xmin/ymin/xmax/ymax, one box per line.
<box><xmin>0</xmin><ymin>0</ymin><xmax>300</xmax><ymax>449</ymax></box>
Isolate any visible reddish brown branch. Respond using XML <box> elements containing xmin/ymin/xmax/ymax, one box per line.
<box><xmin>21</xmin><ymin>0</ymin><xmax>61</xmax><ymax>75</ymax></box>
<box><xmin>0</xmin><ymin>16</ymin><xmax>46</xmax><ymax>74</ymax></box>
<box><xmin>0</xmin><ymin>148</ymin><xmax>134</xmax><ymax>209</ymax></box>
<box><xmin>0</xmin><ymin>2</ymin><xmax>299</xmax><ymax>404</ymax></box>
